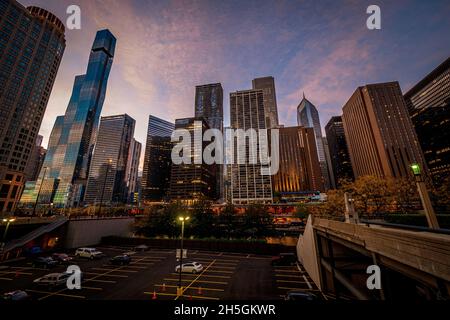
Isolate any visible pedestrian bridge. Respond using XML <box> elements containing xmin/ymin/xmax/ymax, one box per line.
<box><xmin>298</xmin><ymin>215</ymin><xmax>450</xmax><ymax>300</ymax></box>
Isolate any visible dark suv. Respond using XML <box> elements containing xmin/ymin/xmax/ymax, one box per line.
<box><xmin>32</xmin><ymin>257</ymin><xmax>58</xmax><ymax>269</ymax></box>
<box><xmin>271</xmin><ymin>253</ymin><xmax>297</xmax><ymax>266</ymax></box>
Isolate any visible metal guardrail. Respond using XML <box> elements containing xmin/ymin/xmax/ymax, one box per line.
<box><xmin>360</xmin><ymin>219</ymin><xmax>450</xmax><ymax>235</ymax></box>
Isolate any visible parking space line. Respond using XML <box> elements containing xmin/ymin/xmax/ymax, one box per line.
<box><xmin>170</xmin><ymin>273</ymin><xmax>231</xmax><ymax>279</ymax></box>
<box><xmin>144</xmin><ymin>291</ymin><xmax>220</xmax><ymax>300</ymax></box>
<box><xmin>0</xmin><ymin>277</ymin><xmax>13</xmax><ymax>281</ymax></box>
<box><xmin>276</xmin><ymin>279</ymin><xmax>306</xmax><ymax>283</ymax></box>
<box><xmin>0</xmin><ymin>271</ymin><xmax>33</xmax><ymax>276</ymax></box>
<box><xmin>275</xmin><ymin>274</ymin><xmax>304</xmax><ymax>278</ymax></box>
<box><xmin>208</xmin><ymin>266</ymin><xmax>235</xmax><ymax>270</ymax></box>
<box><xmin>274</xmin><ymin>269</ymin><xmax>299</xmax><ymax>273</ymax></box>
<box><xmin>278</xmin><ymin>286</ymin><xmax>316</xmax><ymax>291</ymax></box>
<box><xmin>164</xmin><ymin>278</ymin><xmax>227</xmax><ymax>285</ymax></box>
<box><xmin>26</xmin><ymin>289</ymin><xmax>86</xmax><ymax>299</ymax></box>
<box><xmin>130</xmin><ymin>262</ymin><xmax>154</xmax><ymax>266</ymax></box>
<box><xmin>11</xmin><ymin>266</ymin><xmax>48</xmax><ymax>271</ymax></box>
<box><xmin>203</xmin><ymin>269</ymin><xmax>233</xmax><ymax>274</ymax></box>
<box><xmin>85</xmin><ymin>279</ymin><xmax>116</xmax><ymax>284</ymax></box>
<box><xmin>91</xmin><ymin>267</ymin><xmax>138</xmax><ymax>273</ymax></box>
<box><xmin>84</xmin><ymin>272</ymin><xmax>128</xmax><ymax>278</ymax></box>
<box><xmin>154</xmin><ymin>284</ymin><xmax>224</xmax><ymax>292</ymax></box>
<box><xmin>303</xmin><ymin>275</ymin><xmax>313</xmax><ymax>289</ymax></box>
<box><xmin>82</xmin><ymin>286</ymin><xmax>103</xmax><ymax>291</ymax></box>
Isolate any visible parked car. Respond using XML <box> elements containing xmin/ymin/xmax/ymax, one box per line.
<box><xmin>110</xmin><ymin>254</ymin><xmax>131</xmax><ymax>265</ymax></box>
<box><xmin>2</xmin><ymin>290</ymin><xmax>30</xmax><ymax>301</ymax></box>
<box><xmin>52</xmin><ymin>253</ymin><xmax>73</xmax><ymax>264</ymax></box>
<box><xmin>271</xmin><ymin>253</ymin><xmax>297</xmax><ymax>266</ymax></box>
<box><xmin>75</xmin><ymin>248</ymin><xmax>103</xmax><ymax>259</ymax></box>
<box><xmin>32</xmin><ymin>256</ymin><xmax>58</xmax><ymax>269</ymax></box>
<box><xmin>134</xmin><ymin>244</ymin><xmax>149</xmax><ymax>252</ymax></box>
<box><xmin>33</xmin><ymin>272</ymin><xmax>71</xmax><ymax>288</ymax></box>
<box><xmin>285</xmin><ymin>290</ymin><xmax>320</xmax><ymax>301</ymax></box>
<box><xmin>175</xmin><ymin>262</ymin><xmax>203</xmax><ymax>274</ymax></box>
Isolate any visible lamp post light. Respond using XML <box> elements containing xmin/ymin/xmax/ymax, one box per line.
<box><xmin>1</xmin><ymin>218</ymin><xmax>16</xmax><ymax>247</ymax></box>
<box><xmin>98</xmin><ymin>159</ymin><xmax>112</xmax><ymax>216</ymax></box>
<box><xmin>32</xmin><ymin>166</ymin><xmax>47</xmax><ymax>216</ymax></box>
<box><xmin>410</xmin><ymin>163</ymin><xmax>439</xmax><ymax>229</ymax></box>
<box><xmin>177</xmin><ymin>215</ymin><xmax>190</xmax><ymax>297</ymax></box>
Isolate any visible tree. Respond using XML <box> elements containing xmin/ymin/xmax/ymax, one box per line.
<box><xmin>294</xmin><ymin>203</ymin><xmax>309</xmax><ymax>219</ymax></box>
<box><xmin>242</xmin><ymin>204</ymin><xmax>273</xmax><ymax>238</ymax></box>
<box><xmin>190</xmin><ymin>198</ymin><xmax>216</xmax><ymax>238</ymax></box>
<box><xmin>218</xmin><ymin>203</ymin><xmax>238</xmax><ymax>239</ymax></box>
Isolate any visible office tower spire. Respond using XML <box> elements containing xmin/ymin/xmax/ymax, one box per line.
<box><xmin>0</xmin><ymin>1</ymin><xmax>66</xmax><ymax>213</ymax></box>
<box><xmin>21</xmin><ymin>29</ymin><xmax>116</xmax><ymax>208</ymax></box>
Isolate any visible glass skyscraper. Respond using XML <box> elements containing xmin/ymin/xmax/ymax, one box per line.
<box><xmin>21</xmin><ymin>29</ymin><xmax>116</xmax><ymax>208</ymax></box>
<box><xmin>297</xmin><ymin>94</ymin><xmax>328</xmax><ymax>190</ymax></box>
<box><xmin>0</xmin><ymin>1</ymin><xmax>65</xmax><ymax>213</ymax></box>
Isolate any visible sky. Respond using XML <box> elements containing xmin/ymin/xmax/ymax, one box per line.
<box><xmin>21</xmin><ymin>0</ymin><xmax>450</xmax><ymax>170</ymax></box>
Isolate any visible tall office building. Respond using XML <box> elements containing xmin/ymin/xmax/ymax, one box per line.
<box><xmin>342</xmin><ymin>82</ymin><xmax>428</xmax><ymax>179</ymax></box>
<box><xmin>325</xmin><ymin>116</ymin><xmax>354</xmax><ymax>186</ymax></box>
<box><xmin>24</xmin><ymin>134</ymin><xmax>46</xmax><ymax>181</ymax></box>
<box><xmin>22</xmin><ymin>29</ymin><xmax>116</xmax><ymax>208</ymax></box>
<box><xmin>297</xmin><ymin>94</ymin><xmax>330</xmax><ymax>190</ymax></box>
<box><xmin>84</xmin><ymin>114</ymin><xmax>135</xmax><ymax>205</ymax></box>
<box><xmin>322</xmin><ymin>137</ymin><xmax>336</xmax><ymax>189</ymax></box>
<box><xmin>169</xmin><ymin>117</ymin><xmax>216</xmax><ymax>203</ymax></box>
<box><xmin>0</xmin><ymin>1</ymin><xmax>65</xmax><ymax>212</ymax></box>
<box><xmin>229</xmin><ymin>89</ymin><xmax>273</xmax><ymax>204</ymax></box>
<box><xmin>273</xmin><ymin>126</ymin><xmax>323</xmax><ymax>202</ymax></box>
<box><xmin>141</xmin><ymin>115</ymin><xmax>174</xmax><ymax>202</ymax></box>
<box><xmin>125</xmin><ymin>138</ymin><xmax>141</xmax><ymax>203</ymax></box>
<box><xmin>195</xmin><ymin>83</ymin><xmax>223</xmax><ymax>201</ymax></box>
<box><xmin>404</xmin><ymin>57</ymin><xmax>450</xmax><ymax>186</ymax></box>
<box><xmin>252</xmin><ymin>76</ymin><xmax>279</xmax><ymax>129</ymax></box>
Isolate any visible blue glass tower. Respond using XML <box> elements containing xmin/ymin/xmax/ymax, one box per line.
<box><xmin>23</xmin><ymin>30</ymin><xmax>116</xmax><ymax>208</ymax></box>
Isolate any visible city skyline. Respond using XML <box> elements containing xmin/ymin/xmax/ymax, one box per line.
<box><xmin>18</xmin><ymin>0</ymin><xmax>450</xmax><ymax>171</ymax></box>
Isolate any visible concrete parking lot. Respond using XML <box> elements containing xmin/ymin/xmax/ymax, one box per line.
<box><xmin>0</xmin><ymin>245</ymin><xmax>322</xmax><ymax>300</ymax></box>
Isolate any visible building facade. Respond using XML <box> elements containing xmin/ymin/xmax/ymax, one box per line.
<box><xmin>297</xmin><ymin>94</ymin><xmax>330</xmax><ymax>190</ymax></box>
<box><xmin>21</xmin><ymin>29</ymin><xmax>116</xmax><ymax>208</ymax></box>
<box><xmin>125</xmin><ymin>138</ymin><xmax>141</xmax><ymax>203</ymax></box>
<box><xmin>252</xmin><ymin>76</ymin><xmax>279</xmax><ymax>129</ymax></box>
<box><xmin>325</xmin><ymin>116</ymin><xmax>354</xmax><ymax>186</ymax></box>
<box><xmin>169</xmin><ymin>117</ymin><xmax>216</xmax><ymax>203</ymax></box>
<box><xmin>84</xmin><ymin>114</ymin><xmax>136</xmax><ymax>205</ymax></box>
<box><xmin>0</xmin><ymin>1</ymin><xmax>65</xmax><ymax>212</ymax></box>
<box><xmin>141</xmin><ymin>115</ymin><xmax>174</xmax><ymax>202</ymax></box>
<box><xmin>342</xmin><ymin>82</ymin><xmax>428</xmax><ymax>180</ymax></box>
<box><xmin>272</xmin><ymin>126</ymin><xmax>323</xmax><ymax>202</ymax></box>
<box><xmin>404</xmin><ymin>57</ymin><xmax>450</xmax><ymax>186</ymax></box>
<box><xmin>24</xmin><ymin>134</ymin><xmax>46</xmax><ymax>182</ymax></box>
<box><xmin>229</xmin><ymin>89</ymin><xmax>273</xmax><ymax>204</ymax></box>
<box><xmin>195</xmin><ymin>83</ymin><xmax>223</xmax><ymax>201</ymax></box>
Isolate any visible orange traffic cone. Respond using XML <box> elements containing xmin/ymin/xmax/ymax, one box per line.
<box><xmin>197</xmin><ymin>287</ymin><xmax>202</xmax><ymax>295</ymax></box>
<box><xmin>162</xmin><ymin>283</ymin><xmax>166</xmax><ymax>292</ymax></box>
<box><xmin>151</xmin><ymin>290</ymin><xmax>157</xmax><ymax>300</ymax></box>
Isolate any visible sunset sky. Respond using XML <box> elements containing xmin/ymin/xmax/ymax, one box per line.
<box><xmin>21</xmin><ymin>0</ymin><xmax>450</xmax><ymax>169</ymax></box>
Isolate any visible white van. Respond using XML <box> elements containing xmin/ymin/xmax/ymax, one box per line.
<box><xmin>75</xmin><ymin>247</ymin><xmax>103</xmax><ymax>259</ymax></box>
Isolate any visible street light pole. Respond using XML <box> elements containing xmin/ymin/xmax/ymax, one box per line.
<box><xmin>32</xmin><ymin>166</ymin><xmax>47</xmax><ymax>216</ymax></box>
<box><xmin>177</xmin><ymin>216</ymin><xmax>190</xmax><ymax>297</ymax></box>
<box><xmin>98</xmin><ymin>160</ymin><xmax>112</xmax><ymax>216</ymax></box>
<box><xmin>411</xmin><ymin>164</ymin><xmax>439</xmax><ymax>229</ymax></box>
<box><xmin>2</xmin><ymin>218</ymin><xmax>16</xmax><ymax>245</ymax></box>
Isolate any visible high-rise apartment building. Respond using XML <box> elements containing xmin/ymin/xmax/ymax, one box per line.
<box><xmin>272</xmin><ymin>126</ymin><xmax>323</xmax><ymax>202</ymax></box>
<box><xmin>169</xmin><ymin>117</ymin><xmax>216</xmax><ymax>203</ymax></box>
<box><xmin>84</xmin><ymin>114</ymin><xmax>135</xmax><ymax>205</ymax></box>
<box><xmin>141</xmin><ymin>115</ymin><xmax>174</xmax><ymax>202</ymax></box>
<box><xmin>297</xmin><ymin>94</ymin><xmax>330</xmax><ymax>190</ymax></box>
<box><xmin>325</xmin><ymin>116</ymin><xmax>354</xmax><ymax>186</ymax></box>
<box><xmin>24</xmin><ymin>134</ymin><xmax>46</xmax><ymax>181</ymax></box>
<box><xmin>404</xmin><ymin>57</ymin><xmax>450</xmax><ymax>186</ymax></box>
<box><xmin>252</xmin><ymin>77</ymin><xmax>279</xmax><ymax>129</ymax></box>
<box><xmin>342</xmin><ymin>82</ymin><xmax>428</xmax><ymax>179</ymax></box>
<box><xmin>21</xmin><ymin>29</ymin><xmax>116</xmax><ymax>208</ymax></box>
<box><xmin>229</xmin><ymin>89</ymin><xmax>273</xmax><ymax>204</ymax></box>
<box><xmin>125</xmin><ymin>138</ymin><xmax>141</xmax><ymax>203</ymax></box>
<box><xmin>195</xmin><ymin>83</ymin><xmax>223</xmax><ymax>201</ymax></box>
<box><xmin>0</xmin><ymin>1</ymin><xmax>65</xmax><ymax>212</ymax></box>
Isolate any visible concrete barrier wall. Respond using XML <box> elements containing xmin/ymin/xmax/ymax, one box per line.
<box><xmin>64</xmin><ymin>217</ymin><xmax>135</xmax><ymax>249</ymax></box>
<box><xmin>297</xmin><ymin>215</ymin><xmax>322</xmax><ymax>290</ymax></box>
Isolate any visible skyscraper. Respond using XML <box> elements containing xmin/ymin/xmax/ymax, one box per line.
<box><xmin>24</xmin><ymin>29</ymin><xmax>116</xmax><ymax>207</ymax></box>
<box><xmin>141</xmin><ymin>115</ymin><xmax>174</xmax><ymax>202</ymax></box>
<box><xmin>404</xmin><ymin>57</ymin><xmax>450</xmax><ymax>186</ymax></box>
<box><xmin>169</xmin><ymin>117</ymin><xmax>216</xmax><ymax>203</ymax></box>
<box><xmin>342</xmin><ymin>82</ymin><xmax>428</xmax><ymax>179</ymax></box>
<box><xmin>125</xmin><ymin>138</ymin><xmax>141</xmax><ymax>203</ymax></box>
<box><xmin>24</xmin><ymin>134</ymin><xmax>46</xmax><ymax>182</ymax></box>
<box><xmin>195</xmin><ymin>83</ymin><xmax>223</xmax><ymax>201</ymax></box>
<box><xmin>272</xmin><ymin>126</ymin><xmax>323</xmax><ymax>202</ymax></box>
<box><xmin>229</xmin><ymin>89</ymin><xmax>273</xmax><ymax>204</ymax></box>
<box><xmin>84</xmin><ymin>114</ymin><xmax>135</xmax><ymax>205</ymax></box>
<box><xmin>297</xmin><ymin>94</ymin><xmax>330</xmax><ymax>190</ymax></box>
<box><xmin>322</xmin><ymin>137</ymin><xmax>336</xmax><ymax>189</ymax></box>
<box><xmin>325</xmin><ymin>116</ymin><xmax>354</xmax><ymax>186</ymax></box>
<box><xmin>252</xmin><ymin>76</ymin><xmax>279</xmax><ymax>129</ymax></box>
<box><xmin>0</xmin><ymin>1</ymin><xmax>65</xmax><ymax>212</ymax></box>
